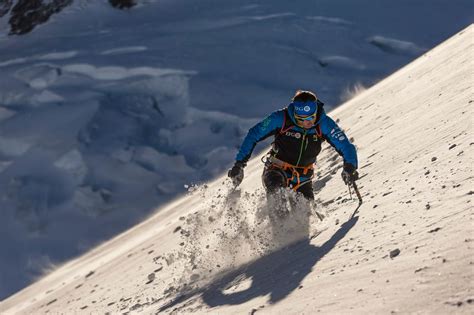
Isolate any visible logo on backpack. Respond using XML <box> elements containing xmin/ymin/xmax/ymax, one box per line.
<box><xmin>285</xmin><ymin>131</ymin><xmax>302</xmax><ymax>139</ymax></box>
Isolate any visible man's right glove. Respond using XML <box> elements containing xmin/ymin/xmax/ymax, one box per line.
<box><xmin>341</xmin><ymin>162</ymin><xmax>359</xmax><ymax>185</ymax></box>
<box><xmin>228</xmin><ymin>161</ymin><xmax>245</xmax><ymax>186</ymax></box>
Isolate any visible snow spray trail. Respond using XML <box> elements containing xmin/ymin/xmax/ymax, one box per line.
<box><xmin>157</xmin><ymin>179</ymin><xmax>325</xmax><ymax>310</ymax></box>
<box><xmin>158</xmin><ymin>212</ymin><xmax>357</xmax><ymax>314</ymax></box>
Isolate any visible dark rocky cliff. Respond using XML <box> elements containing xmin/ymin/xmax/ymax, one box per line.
<box><xmin>1</xmin><ymin>0</ymin><xmax>137</xmax><ymax>35</ymax></box>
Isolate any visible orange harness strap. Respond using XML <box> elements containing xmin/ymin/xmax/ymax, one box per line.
<box><xmin>280</xmin><ymin>161</ymin><xmax>313</xmax><ymax>175</ymax></box>
<box><xmin>268</xmin><ymin>156</ymin><xmax>314</xmax><ymax>191</ymax></box>
<box><xmin>285</xmin><ymin>165</ymin><xmax>314</xmax><ymax>191</ymax></box>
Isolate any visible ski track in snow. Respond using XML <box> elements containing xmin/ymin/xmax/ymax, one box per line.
<box><xmin>306</xmin><ymin>15</ymin><xmax>353</xmax><ymax>26</ymax></box>
<box><xmin>100</xmin><ymin>46</ymin><xmax>148</xmax><ymax>55</ymax></box>
<box><xmin>0</xmin><ymin>51</ymin><xmax>79</xmax><ymax>68</ymax></box>
<box><xmin>37</xmin><ymin>51</ymin><xmax>79</xmax><ymax>61</ymax></box>
<box><xmin>368</xmin><ymin>35</ymin><xmax>427</xmax><ymax>56</ymax></box>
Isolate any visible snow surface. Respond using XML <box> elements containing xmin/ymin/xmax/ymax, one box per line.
<box><xmin>0</xmin><ymin>0</ymin><xmax>473</xmax><ymax>300</ymax></box>
<box><xmin>0</xmin><ymin>24</ymin><xmax>472</xmax><ymax>315</ymax></box>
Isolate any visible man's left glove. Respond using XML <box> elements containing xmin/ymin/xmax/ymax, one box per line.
<box><xmin>228</xmin><ymin>161</ymin><xmax>246</xmax><ymax>186</ymax></box>
<box><xmin>341</xmin><ymin>163</ymin><xmax>359</xmax><ymax>185</ymax></box>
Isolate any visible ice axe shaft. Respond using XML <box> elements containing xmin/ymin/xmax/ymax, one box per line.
<box><xmin>348</xmin><ymin>180</ymin><xmax>363</xmax><ymax>218</ymax></box>
<box><xmin>351</xmin><ymin>181</ymin><xmax>363</xmax><ymax>206</ymax></box>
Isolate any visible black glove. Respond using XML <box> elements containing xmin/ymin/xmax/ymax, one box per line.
<box><xmin>341</xmin><ymin>163</ymin><xmax>359</xmax><ymax>185</ymax></box>
<box><xmin>228</xmin><ymin>161</ymin><xmax>245</xmax><ymax>186</ymax></box>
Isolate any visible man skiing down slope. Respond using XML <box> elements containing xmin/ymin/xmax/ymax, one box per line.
<box><xmin>228</xmin><ymin>90</ymin><xmax>359</xmax><ymax>208</ymax></box>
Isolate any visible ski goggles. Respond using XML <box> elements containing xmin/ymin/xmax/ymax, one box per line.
<box><xmin>294</xmin><ymin>113</ymin><xmax>317</xmax><ymax>122</ymax></box>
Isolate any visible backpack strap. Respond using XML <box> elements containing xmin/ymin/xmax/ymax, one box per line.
<box><xmin>314</xmin><ymin>100</ymin><xmax>324</xmax><ymax>138</ymax></box>
<box><xmin>315</xmin><ymin>124</ymin><xmax>322</xmax><ymax>138</ymax></box>
<box><xmin>279</xmin><ymin>109</ymin><xmax>294</xmax><ymax>134</ymax></box>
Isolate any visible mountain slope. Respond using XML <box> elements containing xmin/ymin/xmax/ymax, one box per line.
<box><xmin>1</xmin><ymin>0</ymin><xmax>472</xmax><ymax>300</ymax></box>
<box><xmin>1</xmin><ymin>24</ymin><xmax>473</xmax><ymax>315</ymax></box>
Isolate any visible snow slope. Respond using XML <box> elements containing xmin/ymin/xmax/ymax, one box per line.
<box><xmin>2</xmin><ymin>0</ymin><xmax>472</xmax><ymax>300</ymax></box>
<box><xmin>1</xmin><ymin>23</ymin><xmax>472</xmax><ymax>315</ymax></box>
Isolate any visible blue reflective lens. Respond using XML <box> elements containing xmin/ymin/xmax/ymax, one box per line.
<box><xmin>295</xmin><ymin>113</ymin><xmax>316</xmax><ymax>121</ymax></box>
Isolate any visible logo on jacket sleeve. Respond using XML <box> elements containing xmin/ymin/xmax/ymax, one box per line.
<box><xmin>330</xmin><ymin>128</ymin><xmax>346</xmax><ymax>141</ymax></box>
<box><xmin>260</xmin><ymin>117</ymin><xmax>271</xmax><ymax>130</ymax></box>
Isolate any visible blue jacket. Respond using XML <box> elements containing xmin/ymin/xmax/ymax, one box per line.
<box><xmin>236</xmin><ymin>102</ymin><xmax>358</xmax><ymax>168</ymax></box>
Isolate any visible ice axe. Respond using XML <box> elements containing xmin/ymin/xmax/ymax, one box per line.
<box><xmin>347</xmin><ymin>179</ymin><xmax>363</xmax><ymax>218</ymax></box>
